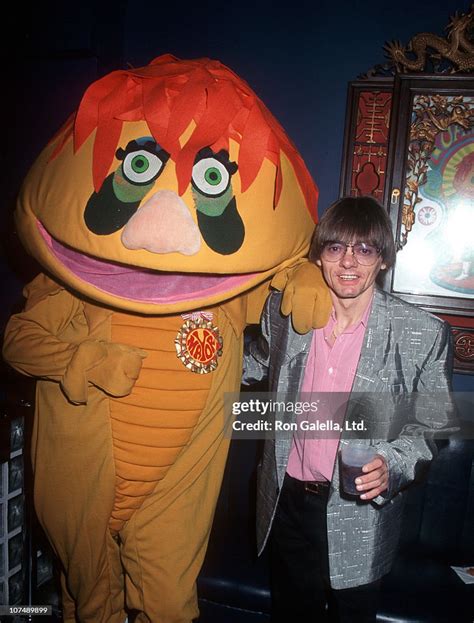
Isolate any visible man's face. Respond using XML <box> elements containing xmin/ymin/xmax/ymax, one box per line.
<box><xmin>316</xmin><ymin>241</ymin><xmax>386</xmax><ymax>301</ymax></box>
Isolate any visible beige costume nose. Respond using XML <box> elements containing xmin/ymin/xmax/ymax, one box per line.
<box><xmin>121</xmin><ymin>190</ymin><xmax>201</xmax><ymax>255</ymax></box>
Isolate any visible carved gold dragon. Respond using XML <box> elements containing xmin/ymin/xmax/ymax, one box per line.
<box><xmin>385</xmin><ymin>5</ymin><xmax>474</xmax><ymax>73</ymax></box>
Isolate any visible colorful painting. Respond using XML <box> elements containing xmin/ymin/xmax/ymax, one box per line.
<box><xmin>392</xmin><ymin>93</ymin><xmax>474</xmax><ymax>301</ymax></box>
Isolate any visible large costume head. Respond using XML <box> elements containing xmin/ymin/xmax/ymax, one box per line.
<box><xmin>17</xmin><ymin>54</ymin><xmax>317</xmax><ymax>313</ymax></box>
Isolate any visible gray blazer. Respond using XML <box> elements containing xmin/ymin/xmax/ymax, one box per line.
<box><xmin>243</xmin><ymin>287</ymin><xmax>456</xmax><ymax>589</ymax></box>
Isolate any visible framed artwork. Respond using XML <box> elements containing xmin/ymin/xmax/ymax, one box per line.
<box><xmin>339</xmin><ymin>6</ymin><xmax>474</xmax><ymax>373</ymax></box>
<box><xmin>384</xmin><ymin>75</ymin><xmax>474</xmax><ymax>321</ymax></box>
<box><xmin>340</xmin><ymin>75</ymin><xmax>474</xmax><ymax>373</ymax></box>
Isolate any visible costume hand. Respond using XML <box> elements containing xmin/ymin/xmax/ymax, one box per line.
<box><xmin>61</xmin><ymin>340</ymin><xmax>148</xmax><ymax>403</ymax></box>
<box><xmin>355</xmin><ymin>455</ymin><xmax>389</xmax><ymax>500</ymax></box>
<box><xmin>87</xmin><ymin>342</ymin><xmax>148</xmax><ymax>397</ymax></box>
<box><xmin>274</xmin><ymin>261</ymin><xmax>331</xmax><ymax>334</ymax></box>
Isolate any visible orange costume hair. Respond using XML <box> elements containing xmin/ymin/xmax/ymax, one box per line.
<box><xmin>52</xmin><ymin>54</ymin><xmax>318</xmax><ymax>220</ymax></box>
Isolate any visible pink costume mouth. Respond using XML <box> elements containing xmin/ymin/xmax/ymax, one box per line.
<box><xmin>38</xmin><ymin>222</ymin><xmax>258</xmax><ymax>305</ymax></box>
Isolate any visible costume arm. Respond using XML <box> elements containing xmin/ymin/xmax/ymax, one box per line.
<box><xmin>371</xmin><ymin>322</ymin><xmax>457</xmax><ymax>505</ymax></box>
<box><xmin>3</xmin><ymin>274</ymin><xmax>84</xmax><ymax>380</ymax></box>
<box><xmin>3</xmin><ymin>274</ymin><xmax>147</xmax><ymax>404</ymax></box>
<box><xmin>245</xmin><ymin>280</ymin><xmax>274</xmax><ymax>326</ymax></box>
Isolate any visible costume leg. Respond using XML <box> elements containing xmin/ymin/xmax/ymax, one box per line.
<box><xmin>57</xmin><ymin>537</ymin><xmax>125</xmax><ymax>623</ymax></box>
<box><xmin>45</xmin><ymin>531</ymin><xmax>125</xmax><ymax>623</ymax></box>
<box><xmin>59</xmin><ymin>571</ymin><xmax>76</xmax><ymax>623</ymax></box>
<box><xmin>119</xmin><ymin>432</ymin><xmax>231</xmax><ymax>622</ymax></box>
<box><xmin>32</xmin><ymin>388</ymin><xmax>127</xmax><ymax>622</ymax></box>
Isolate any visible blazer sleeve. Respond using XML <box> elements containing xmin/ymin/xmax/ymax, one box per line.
<box><xmin>371</xmin><ymin>321</ymin><xmax>457</xmax><ymax>505</ymax></box>
<box><xmin>241</xmin><ymin>294</ymin><xmax>273</xmax><ymax>386</ymax></box>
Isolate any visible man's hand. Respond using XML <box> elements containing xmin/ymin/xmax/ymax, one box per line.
<box><xmin>355</xmin><ymin>455</ymin><xmax>389</xmax><ymax>500</ymax></box>
<box><xmin>272</xmin><ymin>261</ymin><xmax>332</xmax><ymax>334</ymax></box>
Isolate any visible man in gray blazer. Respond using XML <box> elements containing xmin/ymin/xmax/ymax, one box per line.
<box><xmin>243</xmin><ymin>197</ymin><xmax>456</xmax><ymax>622</ymax></box>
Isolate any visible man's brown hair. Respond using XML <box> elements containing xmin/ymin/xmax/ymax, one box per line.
<box><xmin>309</xmin><ymin>196</ymin><xmax>396</xmax><ymax>269</ymax></box>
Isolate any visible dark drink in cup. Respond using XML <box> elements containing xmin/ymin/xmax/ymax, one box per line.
<box><xmin>339</xmin><ymin>443</ymin><xmax>376</xmax><ymax>495</ymax></box>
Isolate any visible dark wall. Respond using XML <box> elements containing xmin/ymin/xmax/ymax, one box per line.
<box><xmin>122</xmin><ymin>0</ymin><xmax>468</xmax><ymax>211</ymax></box>
<box><xmin>2</xmin><ymin>0</ymin><xmax>472</xmax><ymax>390</ymax></box>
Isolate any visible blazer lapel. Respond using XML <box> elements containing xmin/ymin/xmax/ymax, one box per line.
<box><xmin>352</xmin><ymin>288</ymin><xmax>390</xmax><ymax>392</ymax></box>
<box><xmin>285</xmin><ymin>327</ymin><xmax>313</xmax><ymax>368</ymax></box>
<box><xmin>274</xmin><ymin>320</ymin><xmax>313</xmax><ymax>486</ymax></box>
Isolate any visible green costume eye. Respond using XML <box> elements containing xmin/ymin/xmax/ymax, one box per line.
<box><xmin>205</xmin><ymin>167</ymin><xmax>222</xmax><ymax>186</ymax></box>
<box><xmin>131</xmin><ymin>155</ymin><xmax>149</xmax><ymax>173</ymax></box>
<box><xmin>123</xmin><ymin>150</ymin><xmax>164</xmax><ymax>184</ymax></box>
<box><xmin>192</xmin><ymin>158</ymin><xmax>230</xmax><ymax>196</ymax></box>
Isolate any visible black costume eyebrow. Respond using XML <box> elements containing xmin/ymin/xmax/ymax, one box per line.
<box><xmin>194</xmin><ymin>148</ymin><xmax>238</xmax><ymax>175</ymax></box>
<box><xmin>115</xmin><ymin>139</ymin><xmax>170</xmax><ymax>163</ymax></box>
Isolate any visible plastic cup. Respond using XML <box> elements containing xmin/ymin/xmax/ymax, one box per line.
<box><xmin>339</xmin><ymin>443</ymin><xmax>377</xmax><ymax>495</ymax></box>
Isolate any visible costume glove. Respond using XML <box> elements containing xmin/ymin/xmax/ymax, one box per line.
<box><xmin>61</xmin><ymin>340</ymin><xmax>147</xmax><ymax>404</ymax></box>
<box><xmin>272</xmin><ymin>261</ymin><xmax>331</xmax><ymax>333</ymax></box>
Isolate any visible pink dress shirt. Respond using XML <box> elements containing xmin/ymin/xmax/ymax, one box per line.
<box><xmin>286</xmin><ymin>299</ymin><xmax>372</xmax><ymax>482</ymax></box>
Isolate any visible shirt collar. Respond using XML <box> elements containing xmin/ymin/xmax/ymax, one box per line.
<box><xmin>325</xmin><ymin>293</ymin><xmax>374</xmax><ymax>336</ymax></box>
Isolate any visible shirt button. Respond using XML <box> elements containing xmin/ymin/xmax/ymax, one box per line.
<box><xmin>328</xmin><ymin>367</ymin><xmax>333</xmax><ymax>375</ymax></box>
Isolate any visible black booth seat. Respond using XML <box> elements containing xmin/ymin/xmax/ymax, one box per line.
<box><xmin>197</xmin><ymin>429</ymin><xmax>474</xmax><ymax>623</ymax></box>
<box><xmin>378</xmin><ymin>433</ymin><xmax>474</xmax><ymax>623</ymax></box>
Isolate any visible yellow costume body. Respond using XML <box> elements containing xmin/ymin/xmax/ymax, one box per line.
<box><xmin>3</xmin><ymin>56</ymin><xmax>329</xmax><ymax>621</ymax></box>
<box><xmin>5</xmin><ymin>274</ymin><xmax>249</xmax><ymax>621</ymax></box>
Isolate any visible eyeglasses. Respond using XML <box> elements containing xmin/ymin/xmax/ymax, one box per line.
<box><xmin>321</xmin><ymin>241</ymin><xmax>382</xmax><ymax>266</ymax></box>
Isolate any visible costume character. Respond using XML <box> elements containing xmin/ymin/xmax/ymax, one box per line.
<box><xmin>2</xmin><ymin>55</ymin><xmax>330</xmax><ymax>622</ymax></box>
